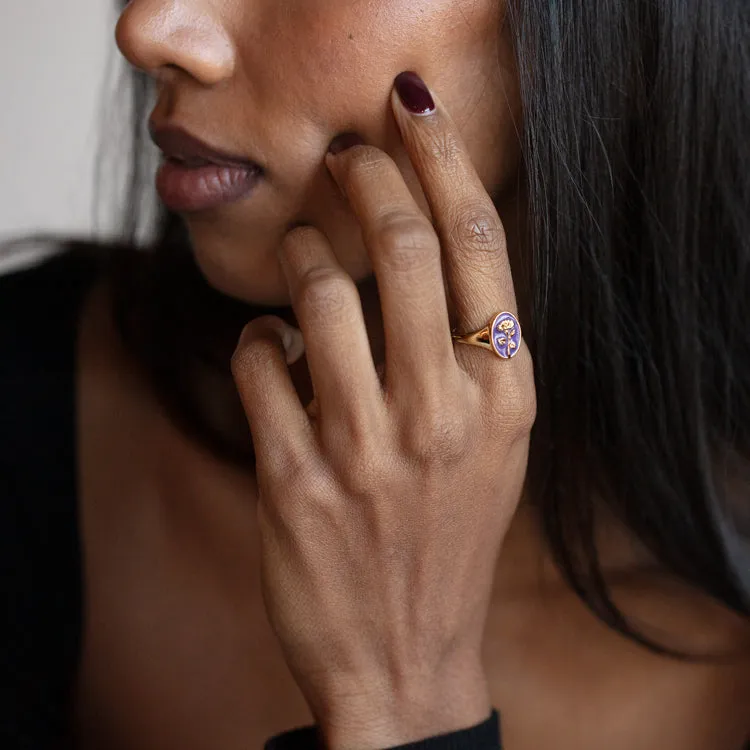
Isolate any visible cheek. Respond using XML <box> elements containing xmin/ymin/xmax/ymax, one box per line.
<box><xmin>194</xmin><ymin>0</ymin><xmax>516</xmax><ymax>304</ymax></box>
<box><xmin>250</xmin><ymin>0</ymin><xmax>507</xmax><ymax>125</ymax></box>
<box><xmin>277</xmin><ymin>0</ymin><xmax>514</xmax><ymax>197</ymax></box>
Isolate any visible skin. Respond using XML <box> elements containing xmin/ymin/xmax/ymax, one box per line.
<box><xmin>114</xmin><ymin>0</ymin><xmax>524</xmax><ymax>307</ymax></box>
<box><xmin>68</xmin><ymin>0</ymin><xmax>750</xmax><ymax>747</ymax></box>
<box><xmin>228</xmin><ymin>85</ymin><xmax>537</xmax><ymax>746</ymax></box>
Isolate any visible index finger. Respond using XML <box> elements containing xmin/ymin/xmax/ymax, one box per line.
<box><xmin>390</xmin><ymin>72</ymin><xmax>517</xmax><ymax>334</ymax></box>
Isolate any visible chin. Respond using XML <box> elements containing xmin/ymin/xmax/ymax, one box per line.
<box><xmin>185</xmin><ymin>204</ymin><xmax>376</xmax><ymax>308</ymax></box>
<box><xmin>187</xmin><ymin>222</ymin><xmax>293</xmax><ymax>306</ymax></box>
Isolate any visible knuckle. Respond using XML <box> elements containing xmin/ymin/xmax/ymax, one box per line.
<box><xmin>266</xmin><ymin>454</ymin><xmax>309</xmax><ymax>497</ymax></box>
<box><xmin>448</xmin><ymin>203</ymin><xmax>505</xmax><ymax>257</ymax></box>
<box><xmin>402</xmin><ymin>403</ymin><xmax>471</xmax><ymax>463</ymax></box>
<box><xmin>343</xmin><ymin>145</ymin><xmax>391</xmax><ymax>185</ymax></box>
<box><xmin>337</xmin><ymin>451</ymin><xmax>382</xmax><ymax>499</ymax></box>
<box><xmin>322</xmin><ymin>417</ymin><xmax>381</xmax><ymax>472</ymax></box>
<box><xmin>492</xmin><ymin>366</ymin><xmax>537</xmax><ymax>437</ymax></box>
<box><xmin>267</xmin><ymin>452</ymin><xmax>325</xmax><ymax>508</ymax></box>
<box><xmin>281</xmin><ymin>224</ymin><xmax>326</xmax><ymax>255</ymax></box>
<box><xmin>505</xmin><ymin>394</ymin><xmax>537</xmax><ymax>436</ymax></box>
<box><xmin>371</xmin><ymin>214</ymin><xmax>438</xmax><ymax>272</ymax></box>
<box><xmin>423</xmin><ymin>127</ymin><xmax>463</xmax><ymax>170</ymax></box>
<box><xmin>296</xmin><ymin>267</ymin><xmax>355</xmax><ymax>321</ymax></box>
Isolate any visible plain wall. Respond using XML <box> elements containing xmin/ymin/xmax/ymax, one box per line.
<box><xmin>0</xmin><ymin>0</ymin><xmax>127</xmax><ymax>270</ymax></box>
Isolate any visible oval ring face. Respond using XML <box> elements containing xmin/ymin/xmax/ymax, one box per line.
<box><xmin>491</xmin><ymin>312</ymin><xmax>522</xmax><ymax>359</ymax></box>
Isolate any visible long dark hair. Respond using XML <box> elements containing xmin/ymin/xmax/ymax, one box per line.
<box><xmin>104</xmin><ymin>0</ymin><xmax>750</xmax><ymax>655</ymax></box>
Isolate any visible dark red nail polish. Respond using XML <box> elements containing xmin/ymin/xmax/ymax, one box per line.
<box><xmin>394</xmin><ymin>71</ymin><xmax>435</xmax><ymax>114</ymax></box>
<box><xmin>328</xmin><ymin>132</ymin><xmax>365</xmax><ymax>155</ymax></box>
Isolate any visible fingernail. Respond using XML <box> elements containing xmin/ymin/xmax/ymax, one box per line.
<box><xmin>266</xmin><ymin>317</ymin><xmax>306</xmax><ymax>365</ymax></box>
<box><xmin>394</xmin><ymin>71</ymin><xmax>435</xmax><ymax>115</ymax></box>
<box><xmin>280</xmin><ymin>324</ymin><xmax>306</xmax><ymax>365</ymax></box>
<box><xmin>328</xmin><ymin>132</ymin><xmax>366</xmax><ymax>155</ymax></box>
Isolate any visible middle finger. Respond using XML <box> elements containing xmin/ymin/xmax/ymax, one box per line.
<box><xmin>325</xmin><ymin>142</ymin><xmax>456</xmax><ymax>386</ymax></box>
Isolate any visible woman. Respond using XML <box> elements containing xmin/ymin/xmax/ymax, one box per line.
<box><xmin>1</xmin><ymin>0</ymin><xmax>749</xmax><ymax>747</ymax></box>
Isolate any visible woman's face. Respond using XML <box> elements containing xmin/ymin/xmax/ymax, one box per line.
<box><xmin>115</xmin><ymin>0</ymin><xmax>522</xmax><ymax>306</ymax></box>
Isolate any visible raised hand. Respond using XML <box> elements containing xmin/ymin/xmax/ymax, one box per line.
<box><xmin>231</xmin><ymin>71</ymin><xmax>536</xmax><ymax>749</ymax></box>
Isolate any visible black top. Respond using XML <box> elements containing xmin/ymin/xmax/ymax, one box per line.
<box><xmin>0</xmin><ymin>251</ymin><xmax>500</xmax><ymax>749</ymax></box>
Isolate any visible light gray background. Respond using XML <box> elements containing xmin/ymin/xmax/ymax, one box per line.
<box><xmin>0</xmin><ymin>0</ymin><xmax>130</xmax><ymax>271</ymax></box>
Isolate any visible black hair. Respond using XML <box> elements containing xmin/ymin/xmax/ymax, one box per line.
<box><xmin>106</xmin><ymin>0</ymin><xmax>750</xmax><ymax>655</ymax></box>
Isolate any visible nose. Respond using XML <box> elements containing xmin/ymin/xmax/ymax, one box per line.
<box><xmin>115</xmin><ymin>0</ymin><xmax>236</xmax><ymax>86</ymax></box>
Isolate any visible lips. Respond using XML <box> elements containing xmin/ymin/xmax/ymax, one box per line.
<box><xmin>149</xmin><ymin>124</ymin><xmax>264</xmax><ymax>212</ymax></box>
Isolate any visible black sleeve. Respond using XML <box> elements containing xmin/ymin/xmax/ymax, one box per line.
<box><xmin>264</xmin><ymin>708</ymin><xmax>501</xmax><ymax>750</ymax></box>
<box><xmin>0</xmin><ymin>251</ymin><xmax>97</xmax><ymax>748</ymax></box>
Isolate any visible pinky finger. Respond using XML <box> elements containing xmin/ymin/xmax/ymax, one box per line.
<box><xmin>231</xmin><ymin>316</ymin><xmax>315</xmax><ymax>477</ymax></box>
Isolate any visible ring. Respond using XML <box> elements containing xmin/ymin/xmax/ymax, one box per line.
<box><xmin>451</xmin><ymin>311</ymin><xmax>522</xmax><ymax>360</ymax></box>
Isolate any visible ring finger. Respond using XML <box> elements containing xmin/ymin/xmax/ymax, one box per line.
<box><xmin>389</xmin><ymin>72</ymin><xmax>518</xmax><ymax>339</ymax></box>
<box><xmin>325</xmin><ymin>142</ymin><xmax>457</xmax><ymax>388</ymax></box>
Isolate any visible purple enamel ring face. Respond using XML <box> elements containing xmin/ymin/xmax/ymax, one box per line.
<box><xmin>491</xmin><ymin>312</ymin><xmax>522</xmax><ymax>359</ymax></box>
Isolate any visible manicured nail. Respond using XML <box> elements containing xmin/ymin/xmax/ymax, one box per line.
<box><xmin>394</xmin><ymin>71</ymin><xmax>435</xmax><ymax>115</ymax></box>
<box><xmin>328</xmin><ymin>132</ymin><xmax>366</xmax><ymax>155</ymax></box>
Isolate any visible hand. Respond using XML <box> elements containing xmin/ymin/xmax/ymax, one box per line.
<box><xmin>231</xmin><ymin>71</ymin><xmax>536</xmax><ymax>749</ymax></box>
